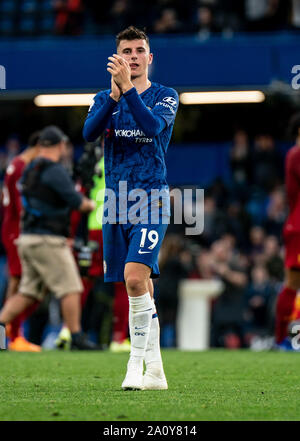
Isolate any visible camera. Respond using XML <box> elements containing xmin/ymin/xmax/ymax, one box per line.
<box><xmin>74</xmin><ymin>138</ymin><xmax>103</xmax><ymax>191</ymax></box>
<box><xmin>73</xmin><ymin>238</ymin><xmax>99</xmax><ymax>276</ymax></box>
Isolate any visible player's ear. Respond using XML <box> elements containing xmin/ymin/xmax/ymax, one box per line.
<box><xmin>148</xmin><ymin>53</ymin><xmax>153</xmax><ymax>65</ymax></box>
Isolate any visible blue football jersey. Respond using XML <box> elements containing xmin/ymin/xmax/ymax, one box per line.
<box><xmin>86</xmin><ymin>82</ymin><xmax>178</xmax><ymax>196</ymax></box>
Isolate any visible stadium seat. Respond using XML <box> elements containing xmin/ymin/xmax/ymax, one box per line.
<box><xmin>0</xmin><ymin>17</ymin><xmax>15</xmax><ymax>36</ymax></box>
<box><xmin>39</xmin><ymin>14</ymin><xmax>54</xmax><ymax>35</ymax></box>
<box><xmin>20</xmin><ymin>0</ymin><xmax>38</xmax><ymax>13</ymax></box>
<box><xmin>0</xmin><ymin>0</ymin><xmax>17</xmax><ymax>13</ymax></box>
<box><xmin>19</xmin><ymin>16</ymin><xmax>37</xmax><ymax>35</ymax></box>
<box><xmin>40</xmin><ymin>0</ymin><xmax>53</xmax><ymax>11</ymax></box>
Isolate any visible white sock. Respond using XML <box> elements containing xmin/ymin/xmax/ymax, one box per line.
<box><xmin>128</xmin><ymin>292</ymin><xmax>153</xmax><ymax>366</ymax></box>
<box><xmin>145</xmin><ymin>299</ymin><xmax>163</xmax><ymax>371</ymax></box>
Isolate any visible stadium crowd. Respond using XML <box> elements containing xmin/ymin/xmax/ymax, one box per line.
<box><xmin>1</xmin><ymin>0</ymin><xmax>300</xmax><ymax>38</ymax></box>
<box><xmin>156</xmin><ymin>129</ymin><xmax>287</xmax><ymax>349</ymax></box>
<box><xmin>0</xmin><ymin>128</ymin><xmax>287</xmax><ymax>350</ymax></box>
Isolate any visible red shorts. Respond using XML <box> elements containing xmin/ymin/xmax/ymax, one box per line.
<box><xmin>88</xmin><ymin>229</ymin><xmax>104</xmax><ymax>277</ymax></box>
<box><xmin>284</xmin><ymin>231</ymin><xmax>300</xmax><ymax>270</ymax></box>
<box><xmin>3</xmin><ymin>238</ymin><xmax>22</xmax><ymax>277</ymax></box>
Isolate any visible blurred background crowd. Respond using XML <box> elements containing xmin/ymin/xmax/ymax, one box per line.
<box><xmin>0</xmin><ymin>127</ymin><xmax>288</xmax><ymax>350</ymax></box>
<box><xmin>1</xmin><ymin>0</ymin><xmax>299</xmax><ymax>352</ymax></box>
<box><xmin>1</xmin><ymin>0</ymin><xmax>300</xmax><ymax>38</ymax></box>
<box><xmin>138</xmin><ymin>128</ymin><xmax>287</xmax><ymax>350</ymax></box>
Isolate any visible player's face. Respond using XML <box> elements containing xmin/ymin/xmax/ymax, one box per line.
<box><xmin>117</xmin><ymin>39</ymin><xmax>153</xmax><ymax>79</ymax></box>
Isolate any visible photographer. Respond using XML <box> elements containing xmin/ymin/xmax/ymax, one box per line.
<box><xmin>0</xmin><ymin>126</ymin><xmax>99</xmax><ymax>350</ymax></box>
<box><xmin>56</xmin><ymin>138</ymin><xmax>108</xmax><ymax>348</ymax></box>
<box><xmin>65</xmin><ymin>138</ymin><xmax>129</xmax><ymax>351</ymax></box>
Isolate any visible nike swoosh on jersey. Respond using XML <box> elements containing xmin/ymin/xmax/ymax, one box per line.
<box><xmin>112</xmin><ymin>111</ymin><xmax>120</xmax><ymax>115</ymax></box>
<box><xmin>138</xmin><ymin>250</ymin><xmax>151</xmax><ymax>254</ymax></box>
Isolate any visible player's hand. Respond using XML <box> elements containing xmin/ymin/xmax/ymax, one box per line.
<box><xmin>110</xmin><ymin>77</ymin><xmax>122</xmax><ymax>102</ymax></box>
<box><xmin>107</xmin><ymin>54</ymin><xmax>133</xmax><ymax>93</ymax></box>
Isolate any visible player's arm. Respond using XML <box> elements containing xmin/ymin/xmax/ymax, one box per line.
<box><xmin>123</xmin><ymin>87</ymin><xmax>178</xmax><ymax>137</ymax></box>
<box><xmin>82</xmin><ymin>84</ymin><xmax>120</xmax><ymax>142</ymax></box>
<box><xmin>6</xmin><ymin>167</ymin><xmax>22</xmax><ymax>215</ymax></box>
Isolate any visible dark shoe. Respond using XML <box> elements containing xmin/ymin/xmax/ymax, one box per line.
<box><xmin>71</xmin><ymin>333</ymin><xmax>103</xmax><ymax>351</ymax></box>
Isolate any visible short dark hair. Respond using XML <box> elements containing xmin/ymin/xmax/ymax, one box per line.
<box><xmin>28</xmin><ymin>131</ymin><xmax>41</xmax><ymax>148</ymax></box>
<box><xmin>39</xmin><ymin>125</ymin><xmax>68</xmax><ymax>147</ymax></box>
<box><xmin>116</xmin><ymin>26</ymin><xmax>149</xmax><ymax>48</ymax></box>
<box><xmin>288</xmin><ymin>113</ymin><xmax>300</xmax><ymax>139</ymax></box>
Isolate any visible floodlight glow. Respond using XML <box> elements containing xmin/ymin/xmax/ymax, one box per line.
<box><xmin>34</xmin><ymin>94</ymin><xmax>96</xmax><ymax>107</ymax></box>
<box><xmin>179</xmin><ymin>91</ymin><xmax>265</xmax><ymax>105</ymax></box>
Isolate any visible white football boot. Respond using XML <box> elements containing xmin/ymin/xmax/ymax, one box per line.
<box><xmin>143</xmin><ymin>362</ymin><xmax>168</xmax><ymax>390</ymax></box>
<box><xmin>122</xmin><ymin>358</ymin><xmax>144</xmax><ymax>390</ymax></box>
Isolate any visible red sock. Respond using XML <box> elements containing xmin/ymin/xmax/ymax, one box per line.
<box><xmin>112</xmin><ymin>283</ymin><xmax>129</xmax><ymax>343</ymax></box>
<box><xmin>9</xmin><ymin>301</ymin><xmax>40</xmax><ymax>341</ymax></box>
<box><xmin>9</xmin><ymin>315</ymin><xmax>23</xmax><ymax>341</ymax></box>
<box><xmin>275</xmin><ymin>286</ymin><xmax>297</xmax><ymax>344</ymax></box>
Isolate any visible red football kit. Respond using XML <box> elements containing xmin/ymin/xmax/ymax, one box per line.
<box><xmin>283</xmin><ymin>145</ymin><xmax>300</xmax><ymax>269</ymax></box>
<box><xmin>1</xmin><ymin>156</ymin><xmax>26</xmax><ymax>277</ymax></box>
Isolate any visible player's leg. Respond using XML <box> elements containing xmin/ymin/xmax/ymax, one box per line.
<box><xmin>4</xmin><ymin>243</ymin><xmax>41</xmax><ymax>349</ymax></box>
<box><xmin>0</xmin><ymin>294</ymin><xmax>36</xmax><ymax>323</ymax></box>
<box><xmin>38</xmin><ymin>236</ymin><xmax>100</xmax><ymax>350</ymax></box>
<box><xmin>0</xmin><ymin>294</ymin><xmax>36</xmax><ymax>350</ymax></box>
<box><xmin>4</xmin><ymin>275</ymin><xmax>22</xmax><ymax>341</ymax></box>
<box><xmin>5</xmin><ymin>275</ymin><xmax>20</xmax><ymax>299</ymax></box>
<box><xmin>8</xmin><ymin>236</ymin><xmax>44</xmax><ymax>351</ymax></box>
<box><xmin>56</xmin><ymin>228</ymin><xmax>99</xmax><ymax>350</ymax></box>
<box><xmin>121</xmin><ymin>223</ymin><xmax>168</xmax><ymax>390</ymax></box>
<box><xmin>275</xmin><ymin>231</ymin><xmax>300</xmax><ymax>345</ymax></box>
<box><xmin>110</xmin><ymin>282</ymin><xmax>130</xmax><ymax>352</ymax></box>
<box><xmin>143</xmin><ymin>278</ymin><xmax>168</xmax><ymax>390</ymax></box>
<box><xmin>121</xmin><ymin>261</ymin><xmax>153</xmax><ymax>390</ymax></box>
<box><xmin>275</xmin><ymin>268</ymin><xmax>300</xmax><ymax>344</ymax></box>
<box><xmin>1</xmin><ymin>237</ymin><xmax>43</xmax><ymax>351</ymax></box>
<box><xmin>60</xmin><ymin>292</ymin><xmax>81</xmax><ymax>334</ymax></box>
<box><xmin>55</xmin><ymin>278</ymin><xmax>94</xmax><ymax>350</ymax></box>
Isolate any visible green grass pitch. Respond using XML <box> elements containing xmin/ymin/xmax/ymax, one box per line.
<box><xmin>0</xmin><ymin>349</ymin><xmax>299</xmax><ymax>421</ymax></box>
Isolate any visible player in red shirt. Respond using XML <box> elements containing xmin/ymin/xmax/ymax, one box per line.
<box><xmin>1</xmin><ymin>132</ymin><xmax>41</xmax><ymax>351</ymax></box>
<box><xmin>275</xmin><ymin>113</ymin><xmax>300</xmax><ymax>345</ymax></box>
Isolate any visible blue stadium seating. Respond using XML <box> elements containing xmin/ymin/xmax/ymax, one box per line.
<box><xmin>19</xmin><ymin>16</ymin><xmax>36</xmax><ymax>34</ymax></box>
<box><xmin>0</xmin><ymin>16</ymin><xmax>15</xmax><ymax>35</ymax></box>
<box><xmin>20</xmin><ymin>0</ymin><xmax>38</xmax><ymax>13</ymax></box>
<box><xmin>0</xmin><ymin>0</ymin><xmax>17</xmax><ymax>13</ymax></box>
<box><xmin>40</xmin><ymin>0</ymin><xmax>53</xmax><ymax>11</ymax></box>
<box><xmin>40</xmin><ymin>14</ymin><xmax>54</xmax><ymax>34</ymax></box>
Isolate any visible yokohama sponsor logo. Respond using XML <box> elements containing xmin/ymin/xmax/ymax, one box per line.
<box><xmin>114</xmin><ymin>129</ymin><xmax>145</xmax><ymax>137</ymax></box>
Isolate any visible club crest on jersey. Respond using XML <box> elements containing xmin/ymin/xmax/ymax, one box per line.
<box><xmin>105</xmin><ymin>128</ymin><xmax>114</xmax><ymax>138</ymax></box>
<box><xmin>163</xmin><ymin>96</ymin><xmax>177</xmax><ymax>107</ymax></box>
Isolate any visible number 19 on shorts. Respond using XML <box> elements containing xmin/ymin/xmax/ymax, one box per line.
<box><xmin>140</xmin><ymin>228</ymin><xmax>159</xmax><ymax>250</ymax></box>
